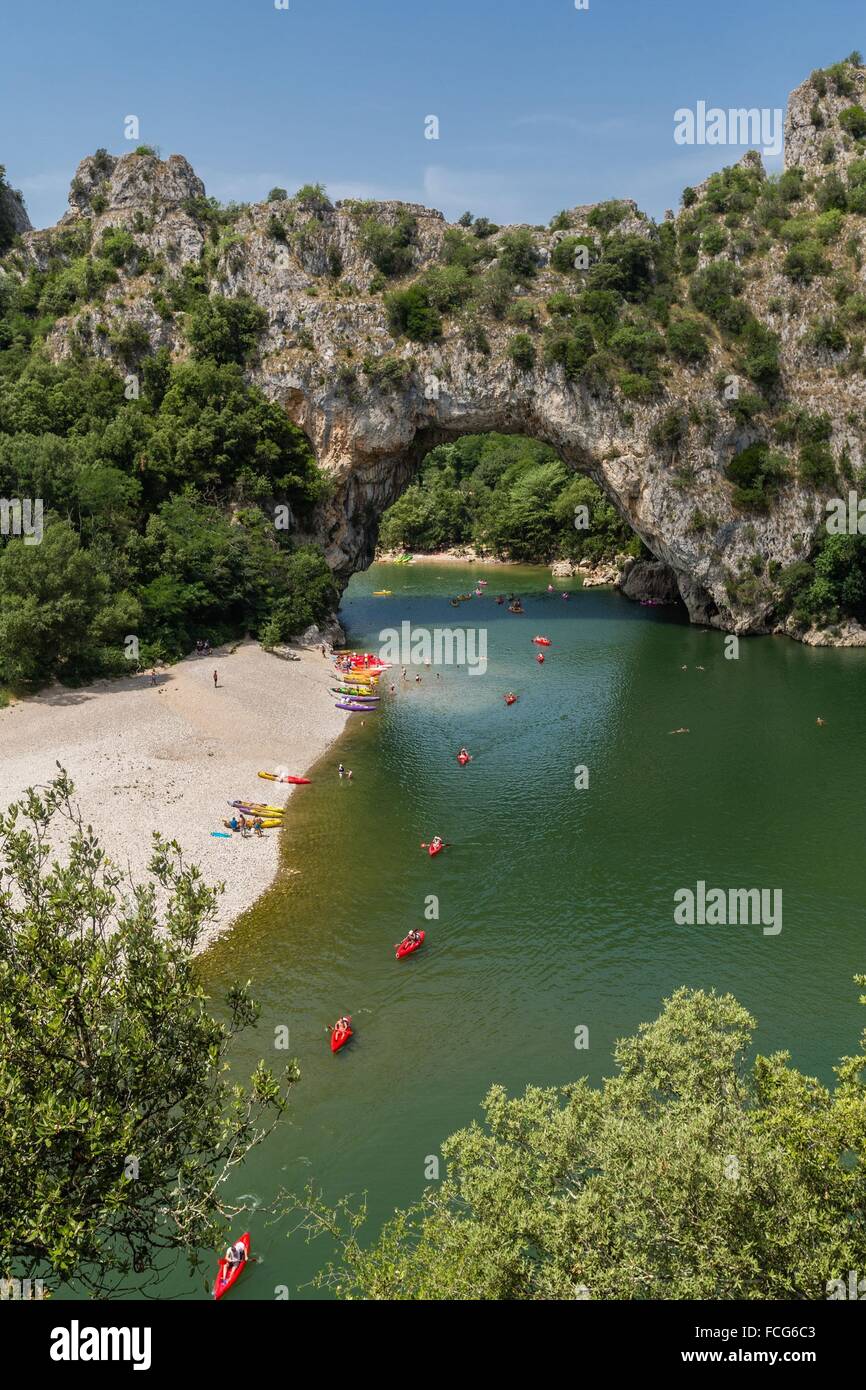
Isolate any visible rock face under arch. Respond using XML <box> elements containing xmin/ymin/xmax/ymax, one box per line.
<box><xmin>9</xmin><ymin>58</ymin><xmax>866</xmax><ymax>639</ymax></box>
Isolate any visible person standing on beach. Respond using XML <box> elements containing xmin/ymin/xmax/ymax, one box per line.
<box><xmin>213</xmin><ymin>670</ymin><xmax>218</xmax><ymax>688</ymax></box>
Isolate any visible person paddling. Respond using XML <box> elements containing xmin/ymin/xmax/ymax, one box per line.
<box><xmin>224</xmin><ymin>1239</ymin><xmax>247</xmax><ymax>1271</ymax></box>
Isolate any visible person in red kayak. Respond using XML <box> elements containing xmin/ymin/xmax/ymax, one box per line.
<box><xmin>333</xmin><ymin>1015</ymin><xmax>351</xmax><ymax>1033</ymax></box>
<box><xmin>458</xmin><ymin>747</ymin><xmax>471</xmax><ymax>760</ymax></box>
<box><xmin>430</xmin><ymin>835</ymin><xmax>444</xmax><ymax>852</ymax></box>
<box><xmin>224</xmin><ymin>1239</ymin><xmax>247</xmax><ymax>1272</ymax></box>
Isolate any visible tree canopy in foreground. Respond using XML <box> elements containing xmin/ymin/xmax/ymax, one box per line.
<box><xmin>0</xmin><ymin>772</ymin><xmax>297</xmax><ymax>1296</ymax></box>
<box><xmin>299</xmin><ymin>984</ymin><xmax>866</xmax><ymax>1299</ymax></box>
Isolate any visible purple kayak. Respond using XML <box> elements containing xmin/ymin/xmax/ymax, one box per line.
<box><xmin>335</xmin><ymin>700</ymin><xmax>381</xmax><ymax>712</ymax></box>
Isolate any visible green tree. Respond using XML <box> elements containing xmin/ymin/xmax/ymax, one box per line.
<box><xmin>0</xmin><ymin>771</ymin><xmax>297</xmax><ymax>1294</ymax></box>
<box><xmin>187</xmin><ymin>294</ymin><xmax>267</xmax><ymax>366</ymax></box>
<box><xmin>299</xmin><ymin>984</ymin><xmax>866</xmax><ymax>1300</ymax></box>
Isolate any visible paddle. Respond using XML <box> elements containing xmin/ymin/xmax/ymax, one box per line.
<box><xmin>420</xmin><ymin>841</ymin><xmax>452</xmax><ymax>850</ymax></box>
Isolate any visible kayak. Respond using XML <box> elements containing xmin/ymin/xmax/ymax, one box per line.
<box><xmin>372</xmin><ymin>590</ymin><xmax>392</xmax><ymax>596</ymax></box>
<box><xmin>505</xmin><ymin>694</ymin><xmax>518</xmax><ymax>705</ymax></box>
<box><xmin>331</xmin><ymin>686</ymin><xmax>376</xmax><ymax>696</ymax></box>
<box><xmin>457</xmin><ymin>753</ymin><xmax>471</xmax><ymax>765</ymax></box>
<box><xmin>536</xmin><ymin>653</ymin><xmax>545</xmax><ymax>664</ymax></box>
<box><xmin>395</xmin><ymin>930</ymin><xmax>425</xmax><ymax>959</ymax></box>
<box><xmin>331</xmin><ymin>1017</ymin><xmax>353</xmax><ymax>1053</ymax></box>
<box><xmin>229</xmin><ymin>801</ymin><xmax>286</xmax><ymax>813</ymax></box>
<box><xmin>257</xmin><ymin>772</ymin><xmax>312</xmax><ymax>784</ymax></box>
<box><xmin>214</xmin><ymin>1233</ymin><xmax>250</xmax><ymax>1299</ymax></box>
<box><xmin>532</xmin><ymin>636</ymin><xmax>551</xmax><ymax>646</ymax></box>
<box><xmin>225</xmin><ymin>811</ymin><xmax>283</xmax><ymax>822</ymax></box>
<box><xmin>427</xmin><ymin>842</ymin><xmax>444</xmax><ymax>857</ymax></box>
<box><xmin>335</xmin><ymin>700</ymin><xmax>380</xmax><ymax>712</ymax></box>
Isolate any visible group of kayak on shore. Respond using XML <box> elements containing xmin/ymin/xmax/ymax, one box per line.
<box><xmin>223</xmin><ymin>813</ymin><xmax>266</xmax><ymax>836</ymax></box>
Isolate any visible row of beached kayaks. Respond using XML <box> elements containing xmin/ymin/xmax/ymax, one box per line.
<box><xmin>331</xmin><ymin>652</ymin><xmax>391</xmax><ymax>713</ymax></box>
<box><xmin>217</xmin><ymin>775</ymin><xmax>313</xmax><ymax>836</ymax></box>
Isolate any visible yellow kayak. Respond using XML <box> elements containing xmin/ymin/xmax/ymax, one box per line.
<box><xmin>224</xmin><ymin>817</ymin><xmax>283</xmax><ymax>830</ymax></box>
<box><xmin>372</xmin><ymin>590</ymin><xmax>392</xmax><ymax>596</ymax></box>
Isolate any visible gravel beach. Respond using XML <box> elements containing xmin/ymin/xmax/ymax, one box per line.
<box><xmin>0</xmin><ymin>642</ymin><xmax>349</xmax><ymax>951</ymax></box>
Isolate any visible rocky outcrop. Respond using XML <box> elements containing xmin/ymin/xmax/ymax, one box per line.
<box><xmin>784</xmin><ymin>59</ymin><xmax>866</xmax><ymax>176</ymax></box>
<box><xmin>5</xmin><ymin>62</ymin><xmax>866</xmax><ymax>641</ymax></box>
<box><xmin>0</xmin><ymin>172</ymin><xmax>31</xmax><ymax>246</ymax></box>
<box><xmin>619</xmin><ymin>559</ymin><xmax>683</xmax><ymax>605</ymax></box>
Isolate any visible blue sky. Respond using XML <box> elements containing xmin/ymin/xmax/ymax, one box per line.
<box><xmin>2</xmin><ymin>0</ymin><xmax>863</xmax><ymax>229</ymax></box>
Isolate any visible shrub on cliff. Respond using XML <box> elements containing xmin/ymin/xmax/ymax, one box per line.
<box><xmin>550</xmin><ymin>235</ymin><xmax>596</xmax><ymax>274</ymax></box>
<box><xmin>840</xmin><ymin>105</ymin><xmax>866</xmax><ymax>139</ymax></box>
<box><xmin>496</xmin><ymin>229</ymin><xmax>539</xmax><ymax>279</ymax></box>
<box><xmin>586</xmin><ymin>199</ymin><xmax>630</xmax><ymax>233</ymax></box>
<box><xmin>384</xmin><ymin>284</ymin><xmax>442</xmax><ymax>341</ymax></box>
<box><xmin>543</xmin><ymin>321</ymin><xmax>596</xmax><ymax>379</ymax></box>
<box><xmin>798</xmin><ymin>441</ymin><xmax>837</xmax><ymax>487</ymax></box>
<box><xmin>507</xmin><ymin>333</ymin><xmax>535</xmax><ymax>370</ymax></box>
<box><xmin>360</xmin><ymin>213</ymin><xmax>417</xmax><ymax>278</ymax></box>
<box><xmin>689</xmin><ymin>261</ymin><xmax>747</xmax><ymax>332</ymax></box>
<box><xmin>725</xmin><ymin>442</ymin><xmax>787</xmax><ymax>510</ymax></box>
<box><xmin>666</xmin><ymin>314</ymin><xmax>709</xmax><ymax>363</ymax></box>
<box><xmin>187</xmin><ymin>293</ymin><xmax>267</xmax><ymax>365</ymax></box>
<box><xmin>783</xmin><ymin>240</ymin><xmax>830</xmax><ymax>283</ymax></box>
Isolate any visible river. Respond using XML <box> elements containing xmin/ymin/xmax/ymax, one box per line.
<box><xmin>168</xmin><ymin>561</ymin><xmax>866</xmax><ymax>1298</ymax></box>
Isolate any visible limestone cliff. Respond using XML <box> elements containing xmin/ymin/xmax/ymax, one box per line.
<box><xmin>5</xmin><ymin>58</ymin><xmax>866</xmax><ymax>641</ymax></box>
<box><xmin>0</xmin><ymin>169</ymin><xmax>31</xmax><ymax>247</ymax></box>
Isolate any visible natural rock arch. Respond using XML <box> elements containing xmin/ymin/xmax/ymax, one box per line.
<box><xmin>11</xmin><ymin>54</ymin><xmax>866</xmax><ymax>640</ymax></box>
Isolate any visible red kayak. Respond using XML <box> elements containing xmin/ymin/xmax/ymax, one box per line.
<box><xmin>532</xmin><ymin>636</ymin><xmax>551</xmax><ymax>646</ymax></box>
<box><xmin>425</xmin><ymin>841</ymin><xmax>444</xmax><ymax>856</ymax></box>
<box><xmin>331</xmin><ymin>1017</ymin><xmax>353</xmax><ymax>1053</ymax></box>
<box><xmin>536</xmin><ymin>652</ymin><xmax>545</xmax><ymax>664</ymax></box>
<box><xmin>395</xmin><ymin>930</ymin><xmax>425</xmax><ymax>959</ymax></box>
<box><xmin>457</xmin><ymin>752</ymin><xmax>471</xmax><ymax>765</ymax></box>
<box><xmin>504</xmin><ymin>694</ymin><xmax>518</xmax><ymax>705</ymax></box>
<box><xmin>214</xmin><ymin>1233</ymin><xmax>250</xmax><ymax>1299</ymax></box>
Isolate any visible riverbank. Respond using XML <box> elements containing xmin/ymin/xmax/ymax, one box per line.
<box><xmin>0</xmin><ymin>641</ymin><xmax>348</xmax><ymax>951</ymax></box>
<box><xmin>376</xmin><ymin>547</ymin><xmax>627</xmax><ymax>587</ymax></box>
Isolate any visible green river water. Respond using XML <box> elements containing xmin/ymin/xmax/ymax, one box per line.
<box><xmin>164</xmin><ymin>561</ymin><xmax>866</xmax><ymax>1298</ymax></box>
